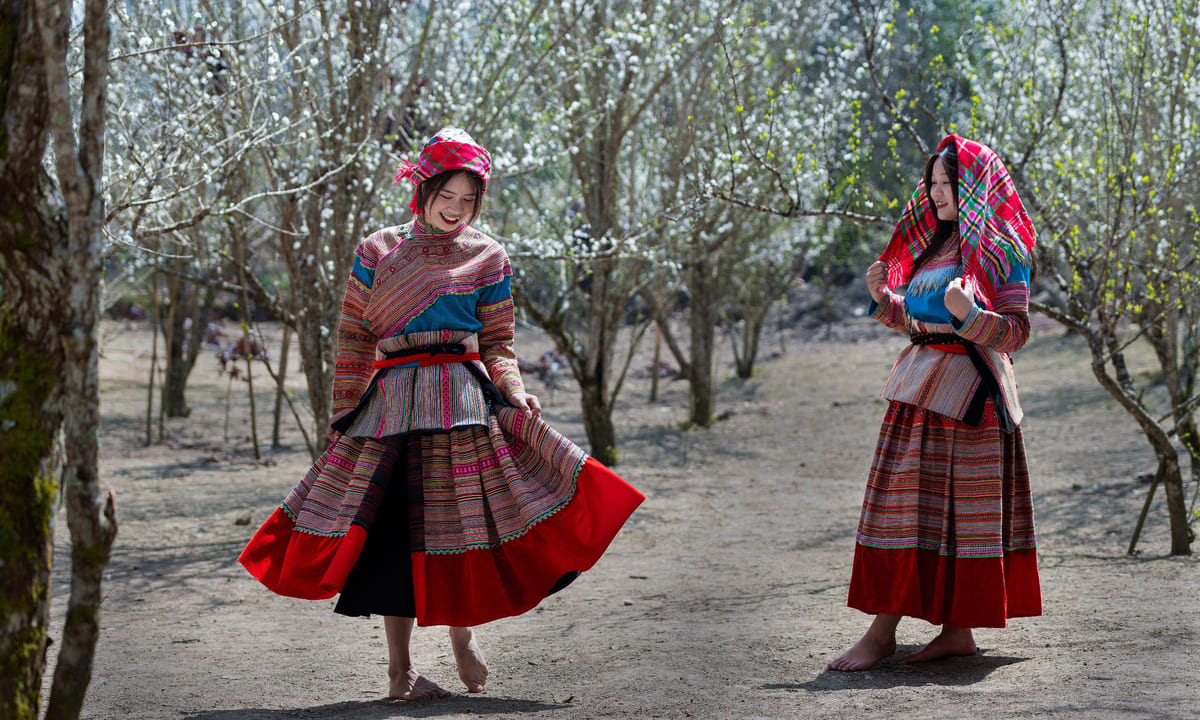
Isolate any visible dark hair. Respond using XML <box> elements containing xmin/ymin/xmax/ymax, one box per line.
<box><xmin>416</xmin><ymin>170</ymin><xmax>484</xmax><ymax>225</ymax></box>
<box><xmin>910</xmin><ymin>142</ymin><xmax>959</xmax><ymax>277</ymax></box>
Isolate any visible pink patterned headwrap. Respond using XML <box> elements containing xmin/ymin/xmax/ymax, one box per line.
<box><xmin>393</xmin><ymin>127</ymin><xmax>492</xmax><ymax>215</ymax></box>
<box><xmin>878</xmin><ymin>135</ymin><xmax>1037</xmax><ymax>310</ymax></box>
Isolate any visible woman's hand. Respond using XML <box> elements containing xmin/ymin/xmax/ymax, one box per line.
<box><xmin>508</xmin><ymin>391</ymin><xmax>542</xmax><ymax>419</ymax></box>
<box><xmin>944</xmin><ymin>277</ymin><xmax>976</xmax><ymax>321</ymax></box>
<box><xmin>866</xmin><ymin>261</ymin><xmax>890</xmax><ymax>304</ymax></box>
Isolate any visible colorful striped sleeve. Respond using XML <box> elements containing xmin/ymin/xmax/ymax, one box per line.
<box><xmin>476</xmin><ymin>251</ymin><xmax>525</xmax><ymax>398</ymax></box>
<box><xmin>330</xmin><ymin>241</ymin><xmax>379</xmax><ymax>421</ymax></box>
<box><xmin>869</xmin><ymin>290</ymin><xmax>911</xmax><ymax>332</ymax></box>
<box><xmin>954</xmin><ymin>261</ymin><xmax>1031</xmax><ymax>353</ymax></box>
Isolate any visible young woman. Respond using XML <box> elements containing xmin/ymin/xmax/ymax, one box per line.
<box><xmin>240</xmin><ymin>128</ymin><xmax>645</xmax><ymax>699</ymax></box>
<box><xmin>829</xmin><ymin>136</ymin><xmax>1042</xmax><ymax>671</ymax></box>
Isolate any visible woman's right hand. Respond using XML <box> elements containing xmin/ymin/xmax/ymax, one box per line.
<box><xmin>866</xmin><ymin>261</ymin><xmax>890</xmax><ymax>304</ymax></box>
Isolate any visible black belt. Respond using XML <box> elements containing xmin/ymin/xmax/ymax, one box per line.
<box><xmin>382</xmin><ymin>342</ymin><xmax>469</xmax><ymax>359</ymax></box>
<box><xmin>909</xmin><ymin>332</ymin><xmax>1016</xmax><ymax>434</ymax></box>
<box><xmin>910</xmin><ymin>332</ymin><xmax>965</xmax><ymax>346</ymax></box>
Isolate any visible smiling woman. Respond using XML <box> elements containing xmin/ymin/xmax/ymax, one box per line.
<box><xmin>417</xmin><ymin>171</ymin><xmax>482</xmax><ymax>233</ymax></box>
<box><xmin>830</xmin><ymin>135</ymin><xmax>1042</xmax><ymax>672</ymax></box>
<box><xmin>927</xmin><ymin>150</ymin><xmax>958</xmax><ymax>222</ymax></box>
<box><xmin>238</xmin><ymin>127</ymin><xmax>643</xmax><ymax>701</ymax></box>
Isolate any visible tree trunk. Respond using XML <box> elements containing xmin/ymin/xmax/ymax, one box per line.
<box><xmin>734</xmin><ymin>303</ymin><xmax>769</xmax><ymax>380</ymax></box>
<box><xmin>234</xmin><ymin>229</ymin><xmax>261</xmax><ymax>460</ymax></box>
<box><xmin>162</xmin><ymin>267</ymin><xmax>197</xmax><ymax>418</ymax></box>
<box><xmin>512</xmin><ymin>285</ymin><xmax>619</xmax><ymax>463</ymax></box>
<box><xmin>734</xmin><ymin>325</ymin><xmax>757</xmax><ymax>379</ymax></box>
<box><xmin>649</xmin><ymin>324</ymin><xmax>661</xmax><ymax>403</ymax></box>
<box><xmin>273</xmin><ymin>324</ymin><xmax>291</xmax><ymax>449</ymax></box>
<box><xmin>146</xmin><ymin>271</ymin><xmax>160</xmax><ymax>444</ymax></box>
<box><xmin>298</xmin><ymin>315</ymin><xmax>333</xmax><ymax>457</ymax></box>
<box><xmin>0</xmin><ymin>0</ymin><xmax>119</xmax><ymax>717</ymax></box>
<box><xmin>1085</xmin><ymin>333</ymin><xmax>1192</xmax><ymax>555</ymax></box>
<box><xmin>1160</xmin><ymin>455</ymin><xmax>1191</xmax><ymax>556</ymax></box>
<box><xmin>687</xmin><ymin>264</ymin><xmax>718</xmax><ymax>427</ymax></box>
<box><xmin>1150</xmin><ymin>310</ymin><xmax>1200</xmax><ymax>530</ymax></box>
<box><xmin>579</xmin><ymin>252</ymin><xmax>622</xmax><ymax>465</ymax></box>
<box><xmin>240</xmin><ymin>319</ymin><xmax>261</xmax><ymax>460</ymax></box>
<box><xmin>0</xmin><ymin>9</ymin><xmax>68</xmax><ymax>717</ymax></box>
<box><xmin>0</xmin><ymin>313</ymin><xmax>62</xmax><ymax>720</ymax></box>
<box><xmin>45</xmin><ymin>342</ymin><xmax>116</xmax><ymax>720</ymax></box>
<box><xmin>187</xmin><ymin>284</ymin><xmax>215</xmax><ymax>380</ymax></box>
<box><xmin>579</xmin><ymin>379</ymin><xmax>618</xmax><ymax>466</ymax></box>
<box><xmin>42</xmin><ymin>0</ymin><xmax>120</xmax><ymax>704</ymax></box>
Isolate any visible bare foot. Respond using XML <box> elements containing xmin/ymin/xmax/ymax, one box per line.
<box><xmin>902</xmin><ymin>626</ymin><xmax>977</xmax><ymax>663</ymax></box>
<box><xmin>828</xmin><ymin>632</ymin><xmax>898</xmax><ymax>671</ymax></box>
<box><xmin>388</xmin><ymin>667</ymin><xmax>451</xmax><ymax>700</ymax></box>
<box><xmin>450</xmin><ymin>627</ymin><xmax>488</xmax><ymax>693</ymax></box>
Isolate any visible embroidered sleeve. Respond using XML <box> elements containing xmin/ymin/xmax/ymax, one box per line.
<box><xmin>476</xmin><ymin>252</ymin><xmax>526</xmax><ymax>397</ymax></box>
<box><xmin>869</xmin><ymin>290</ymin><xmax>910</xmax><ymax>332</ymax></box>
<box><xmin>954</xmin><ymin>262</ymin><xmax>1031</xmax><ymax>353</ymax></box>
<box><xmin>330</xmin><ymin>241</ymin><xmax>380</xmax><ymax>422</ymax></box>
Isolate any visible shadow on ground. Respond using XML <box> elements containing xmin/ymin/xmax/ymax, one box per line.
<box><xmin>1034</xmin><ymin>479</ymin><xmax>1152</xmax><ymax>551</ymax></box>
<box><xmin>53</xmin><ymin>536</ymin><xmax>249</xmax><ymax>608</ymax></box>
<box><xmin>182</xmin><ymin>695</ymin><xmax>566</xmax><ymax>719</ymax></box>
<box><xmin>766</xmin><ymin>651</ymin><xmax>1028</xmax><ymax>692</ymax></box>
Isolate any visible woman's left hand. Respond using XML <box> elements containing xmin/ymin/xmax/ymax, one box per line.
<box><xmin>508</xmin><ymin>391</ymin><xmax>542</xmax><ymax>419</ymax></box>
<box><xmin>944</xmin><ymin>277</ymin><xmax>976</xmax><ymax>321</ymax></box>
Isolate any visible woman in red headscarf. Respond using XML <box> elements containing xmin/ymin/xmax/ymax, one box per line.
<box><xmin>828</xmin><ymin>136</ymin><xmax>1042</xmax><ymax>671</ymax></box>
<box><xmin>239</xmin><ymin>128</ymin><xmax>644</xmax><ymax>698</ymax></box>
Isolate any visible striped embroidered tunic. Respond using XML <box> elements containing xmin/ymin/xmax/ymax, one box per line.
<box><xmin>844</xmin><ymin>135</ymin><xmax>1042</xmax><ymax>630</ymax></box>
<box><xmin>239</xmin><ymin>135</ymin><xmax>647</xmax><ymax>629</ymax></box>
<box><xmin>870</xmin><ymin>238</ymin><xmax>1031</xmax><ymax>426</ymax></box>
<box><xmin>330</xmin><ymin>222</ymin><xmax>526</xmax><ymax>438</ymax></box>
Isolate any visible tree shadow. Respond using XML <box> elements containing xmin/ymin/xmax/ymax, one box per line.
<box><xmin>51</xmin><ymin>535</ymin><xmax>250</xmax><ymax>608</ymax></box>
<box><xmin>182</xmin><ymin>695</ymin><xmax>566</xmax><ymax>719</ymax></box>
<box><xmin>1033</xmin><ymin>480</ymin><xmax>1150</xmax><ymax>551</ymax></box>
<box><xmin>765</xmin><ymin>650</ymin><xmax>1028</xmax><ymax>692</ymax></box>
<box><xmin>616</xmin><ymin>420</ymin><xmax>767</xmax><ymax>470</ymax></box>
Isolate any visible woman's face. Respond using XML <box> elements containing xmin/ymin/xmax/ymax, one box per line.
<box><xmin>423</xmin><ymin>172</ymin><xmax>478</xmax><ymax>232</ymax></box>
<box><xmin>929</xmin><ymin>157</ymin><xmax>957</xmax><ymax>221</ymax></box>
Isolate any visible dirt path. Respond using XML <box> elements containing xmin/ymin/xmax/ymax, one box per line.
<box><xmin>47</xmin><ymin>318</ymin><xmax>1199</xmax><ymax>719</ymax></box>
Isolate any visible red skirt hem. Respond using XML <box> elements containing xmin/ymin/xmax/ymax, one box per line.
<box><xmin>413</xmin><ymin>457</ymin><xmax>643</xmax><ymax>626</ymax></box>
<box><xmin>847</xmin><ymin>544</ymin><xmax>1042</xmax><ymax>628</ymax></box>
<box><xmin>239</xmin><ymin>456</ymin><xmax>644</xmax><ymax>624</ymax></box>
<box><xmin>239</xmin><ymin>509</ymin><xmax>368</xmax><ymax>600</ymax></box>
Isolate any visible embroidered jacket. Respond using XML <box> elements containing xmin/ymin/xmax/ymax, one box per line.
<box><xmin>871</xmin><ymin>243</ymin><xmax>1030</xmax><ymax>426</ymax></box>
<box><xmin>329</xmin><ymin>222</ymin><xmax>525</xmax><ymax>437</ymax></box>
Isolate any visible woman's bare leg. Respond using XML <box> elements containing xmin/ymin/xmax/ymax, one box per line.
<box><xmin>902</xmin><ymin>625</ymin><xmax>977</xmax><ymax>663</ymax></box>
<box><xmin>449</xmin><ymin>626</ymin><xmax>488</xmax><ymax>693</ymax></box>
<box><xmin>384</xmin><ymin>616</ymin><xmax>451</xmax><ymax>700</ymax></box>
<box><xmin>828</xmin><ymin>613</ymin><xmax>901</xmax><ymax>671</ymax></box>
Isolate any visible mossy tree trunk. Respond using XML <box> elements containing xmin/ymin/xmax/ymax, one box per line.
<box><xmin>0</xmin><ymin>0</ymin><xmax>117</xmax><ymax>718</ymax></box>
<box><xmin>0</xmin><ymin>304</ymin><xmax>64</xmax><ymax>719</ymax></box>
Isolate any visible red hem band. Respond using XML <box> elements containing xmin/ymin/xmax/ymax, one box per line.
<box><xmin>847</xmin><ymin>544</ymin><xmax>1041</xmax><ymax>628</ymax></box>
<box><xmin>413</xmin><ymin>457</ymin><xmax>644</xmax><ymax>626</ymax></box>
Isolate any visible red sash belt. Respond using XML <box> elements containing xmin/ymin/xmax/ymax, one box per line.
<box><xmin>926</xmin><ymin>343</ymin><xmax>966</xmax><ymax>354</ymax></box>
<box><xmin>373</xmin><ymin>352</ymin><xmax>480</xmax><ymax>369</ymax></box>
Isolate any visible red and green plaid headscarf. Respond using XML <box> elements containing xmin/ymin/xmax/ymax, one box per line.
<box><xmin>878</xmin><ymin>135</ymin><xmax>1037</xmax><ymax>310</ymax></box>
<box><xmin>394</xmin><ymin>127</ymin><xmax>492</xmax><ymax>215</ymax></box>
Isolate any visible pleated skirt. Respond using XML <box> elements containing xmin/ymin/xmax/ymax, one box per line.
<box><xmin>240</xmin><ymin>405</ymin><xmax>644</xmax><ymax>627</ymax></box>
<box><xmin>847</xmin><ymin>400</ymin><xmax>1042</xmax><ymax>628</ymax></box>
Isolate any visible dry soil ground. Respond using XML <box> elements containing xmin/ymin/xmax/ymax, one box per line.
<box><xmin>43</xmin><ymin>315</ymin><xmax>1200</xmax><ymax>719</ymax></box>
